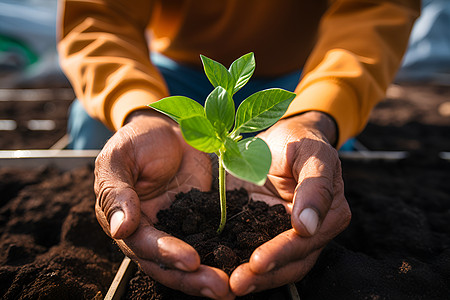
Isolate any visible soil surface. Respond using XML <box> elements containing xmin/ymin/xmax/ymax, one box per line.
<box><xmin>156</xmin><ymin>189</ymin><xmax>291</xmax><ymax>275</ymax></box>
<box><xmin>1</xmin><ymin>157</ymin><xmax>449</xmax><ymax>299</ymax></box>
<box><xmin>125</xmin><ymin>188</ymin><xmax>292</xmax><ymax>300</ymax></box>
<box><xmin>357</xmin><ymin>84</ymin><xmax>450</xmax><ymax>152</ymax></box>
<box><xmin>0</xmin><ymin>83</ymin><xmax>449</xmax><ymax>299</ymax></box>
<box><xmin>0</xmin><ymin>165</ymin><xmax>123</xmax><ymax>299</ymax></box>
<box><xmin>298</xmin><ymin>156</ymin><xmax>450</xmax><ymax>300</ymax></box>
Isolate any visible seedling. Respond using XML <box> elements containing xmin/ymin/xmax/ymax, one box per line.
<box><xmin>149</xmin><ymin>53</ymin><xmax>296</xmax><ymax>233</ymax></box>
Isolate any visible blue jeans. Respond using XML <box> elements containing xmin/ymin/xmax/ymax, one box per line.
<box><xmin>67</xmin><ymin>53</ymin><xmax>302</xmax><ymax>149</ymax></box>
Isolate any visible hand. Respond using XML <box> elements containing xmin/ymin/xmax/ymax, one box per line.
<box><xmin>94</xmin><ymin>110</ymin><xmax>234</xmax><ymax>299</ymax></box>
<box><xmin>228</xmin><ymin>111</ymin><xmax>351</xmax><ymax>295</ymax></box>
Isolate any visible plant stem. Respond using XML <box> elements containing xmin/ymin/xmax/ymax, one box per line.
<box><xmin>217</xmin><ymin>154</ymin><xmax>227</xmax><ymax>234</ymax></box>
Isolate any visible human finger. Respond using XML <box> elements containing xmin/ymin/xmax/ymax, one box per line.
<box><xmin>138</xmin><ymin>262</ymin><xmax>235</xmax><ymax>299</ymax></box>
<box><xmin>229</xmin><ymin>248</ymin><xmax>322</xmax><ymax>296</ymax></box>
<box><xmin>237</xmin><ymin>189</ymin><xmax>350</xmax><ymax>281</ymax></box>
<box><xmin>291</xmin><ymin>145</ymin><xmax>342</xmax><ymax>236</ymax></box>
<box><xmin>114</xmin><ymin>217</ymin><xmax>201</xmax><ymax>272</ymax></box>
<box><xmin>234</xmin><ymin>227</ymin><xmax>328</xmax><ymax>277</ymax></box>
<box><xmin>95</xmin><ymin>186</ymin><xmax>141</xmax><ymax>239</ymax></box>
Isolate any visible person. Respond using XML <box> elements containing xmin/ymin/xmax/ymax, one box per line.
<box><xmin>57</xmin><ymin>1</ymin><xmax>420</xmax><ymax>299</ymax></box>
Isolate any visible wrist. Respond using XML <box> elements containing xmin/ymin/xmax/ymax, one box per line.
<box><xmin>124</xmin><ymin>108</ymin><xmax>175</xmax><ymax>126</ymax></box>
<box><xmin>287</xmin><ymin>111</ymin><xmax>338</xmax><ymax>147</ymax></box>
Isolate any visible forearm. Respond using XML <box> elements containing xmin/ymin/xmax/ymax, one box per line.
<box><xmin>284</xmin><ymin>0</ymin><xmax>420</xmax><ymax>148</ymax></box>
<box><xmin>58</xmin><ymin>0</ymin><xmax>169</xmax><ymax>131</ymax></box>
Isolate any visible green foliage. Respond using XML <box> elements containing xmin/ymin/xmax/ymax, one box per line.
<box><xmin>149</xmin><ymin>53</ymin><xmax>296</xmax><ymax>232</ymax></box>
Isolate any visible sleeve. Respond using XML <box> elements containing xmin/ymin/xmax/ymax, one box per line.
<box><xmin>283</xmin><ymin>0</ymin><xmax>420</xmax><ymax>148</ymax></box>
<box><xmin>57</xmin><ymin>0</ymin><xmax>169</xmax><ymax>131</ymax></box>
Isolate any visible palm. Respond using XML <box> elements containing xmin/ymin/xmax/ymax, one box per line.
<box><xmin>228</xmin><ymin>114</ymin><xmax>351</xmax><ymax>296</ymax></box>
<box><xmin>95</xmin><ymin>113</ymin><xmax>235</xmax><ymax>299</ymax></box>
<box><xmin>136</xmin><ymin>141</ymin><xmax>213</xmax><ymax>224</ymax></box>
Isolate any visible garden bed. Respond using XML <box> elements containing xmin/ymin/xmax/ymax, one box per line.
<box><xmin>298</xmin><ymin>156</ymin><xmax>450</xmax><ymax>300</ymax></box>
<box><xmin>0</xmin><ymin>83</ymin><xmax>449</xmax><ymax>299</ymax></box>
<box><xmin>0</xmin><ymin>153</ymin><xmax>449</xmax><ymax>299</ymax></box>
<box><xmin>357</xmin><ymin>84</ymin><xmax>450</xmax><ymax>153</ymax></box>
<box><xmin>0</xmin><ymin>163</ymin><xmax>123</xmax><ymax>299</ymax></box>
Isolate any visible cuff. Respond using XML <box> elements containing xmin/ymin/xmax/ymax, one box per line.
<box><xmin>109</xmin><ymin>89</ymin><xmax>167</xmax><ymax>130</ymax></box>
<box><xmin>282</xmin><ymin>80</ymin><xmax>360</xmax><ymax>149</ymax></box>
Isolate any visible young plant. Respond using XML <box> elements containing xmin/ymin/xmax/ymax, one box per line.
<box><xmin>148</xmin><ymin>52</ymin><xmax>296</xmax><ymax>233</ymax></box>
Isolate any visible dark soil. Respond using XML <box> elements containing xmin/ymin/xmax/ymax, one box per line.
<box><xmin>156</xmin><ymin>189</ymin><xmax>291</xmax><ymax>275</ymax></box>
<box><xmin>0</xmin><ymin>165</ymin><xmax>123</xmax><ymax>299</ymax></box>
<box><xmin>357</xmin><ymin>84</ymin><xmax>450</xmax><ymax>152</ymax></box>
<box><xmin>125</xmin><ymin>188</ymin><xmax>292</xmax><ymax>300</ymax></box>
<box><xmin>297</xmin><ymin>156</ymin><xmax>450</xmax><ymax>300</ymax></box>
<box><xmin>2</xmin><ymin>157</ymin><xmax>449</xmax><ymax>299</ymax></box>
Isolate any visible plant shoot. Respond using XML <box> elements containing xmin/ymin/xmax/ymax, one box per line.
<box><xmin>149</xmin><ymin>53</ymin><xmax>296</xmax><ymax>233</ymax></box>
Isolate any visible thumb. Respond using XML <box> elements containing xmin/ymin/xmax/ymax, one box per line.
<box><xmin>95</xmin><ymin>186</ymin><xmax>141</xmax><ymax>239</ymax></box>
<box><xmin>291</xmin><ymin>175</ymin><xmax>334</xmax><ymax>237</ymax></box>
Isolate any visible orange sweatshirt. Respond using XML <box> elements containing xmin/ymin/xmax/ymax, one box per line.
<box><xmin>58</xmin><ymin>0</ymin><xmax>420</xmax><ymax>148</ymax></box>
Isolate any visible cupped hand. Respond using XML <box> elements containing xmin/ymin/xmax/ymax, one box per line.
<box><xmin>94</xmin><ymin>110</ymin><xmax>234</xmax><ymax>299</ymax></box>
<box><xmin>228</xmin><ymin>111</ymin><xmax>351</xmax><ymax>296</ymax></box>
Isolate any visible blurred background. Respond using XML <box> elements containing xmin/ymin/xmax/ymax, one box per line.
<box><xmin>0</xmin><ymin>0</ymin><xmax>73</xmax><ymax>150</ymax></box>
<box><xmin>0</xmin><ymin>0</ymin><xmax>69</xmax><ymax>88</ymax></box>
<box><xmin>0</xmin><ymin>0</ymin><xmax>449</xmax><ymax>150</ymax></box>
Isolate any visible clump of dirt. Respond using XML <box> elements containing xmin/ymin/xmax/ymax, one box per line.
<box><xmin>0</xmin><ymin>165</ymin><xmax>123</xmax><ymax>300</ymax></box>
<box><xmin>156</xmin><ymin>188</ymin><xmax>291</xmax><ymax>275</ymax></box>
<box><xmin>125</xmin><ymin>188</ymin><xmax>292</xmax><ymax>300</ymax></box>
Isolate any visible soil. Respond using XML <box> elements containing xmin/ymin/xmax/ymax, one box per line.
<box><xmin>0</xmin><ymin>165</ymin><xmax>123</xmax><ymax>299</ymax></box>
<box><xmin>156</xmin><ymin>189</ymin><xmax>291</xmax><ymax>276</ymax></box>
<box><xmin>0</xmin><ymin>83</ymin><xmax>449</xmax><ymax>299</ymax></box>
<box><xmin>125</xmin><ymin>188</ymin><xmax>292</xmax><ymax>300</ymax></box>
<box><xmin>1</xmin><ymin>156</ymin><xmax>449</xmax><ymax>299</ymax></box>
<box><xmin>298</xmin><ymin>156</ymin><xmax>450</xmax><ymax>300</ymax></box>
<box><xmin>357</xmin><ymin>84</ymin><xmax>450</xmax><ymax>152</ymax></box>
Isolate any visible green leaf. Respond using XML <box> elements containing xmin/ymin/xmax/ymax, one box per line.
<box><xmin>179</xmin><ymin>115</ymin><xmax>222</xmax><ymax>153</ymax></box>
<box><xmin>205</xmin><ymin>86</ymin><xmax>235</xmax><ymax>136</ymax></box>
<box><xmin>148</xmin><ymin>96</ymin><xmax>204</xmax><ymax>122</ymax></box>
<box><xmin>234</xmin><ymin>88</ymin><xmax>296</xmax><ymax>133</ymax></box>
<box><xmin>229</xmin><ymin>52</ymin><xmax>255</xmax><ymax>94</ymax></box>
<box><xmin>223</xmin><ymin>137</ymin><xmax>271</xmax><ymax>186</ymax></box>
<box><xmin>200</xmin><ymin>55</ymin><xmax>235</xmax><ymax>93</ymax></box>
<box><xmin>223</xmin><ymin>136</ymin><xmax>240</xmax><ymax>157</ymax></box>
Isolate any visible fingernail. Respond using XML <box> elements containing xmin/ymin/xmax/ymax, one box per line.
<box><xmin>299</xmin><ymin>208</ymin><xmax>319</xmax><ymax>235</ymax></box>
<box><xmin>200</xmin><ymin>287</ymin><xmax>216</xmax><ymax>299</ymax></box>
<box><xmin>110</xmin><ymin>210</ymin><xmax>124</xmax><ymax>237</ymax></box>
<box><xmin>174</xmin><ymin>261</ymin><xmax>190</xmax><ymax>272</ymax></box>
<box><xmin>265</xmin><ymin>262</ymin><xmax>276</xmax><ymax>272</ymax></box>
<box><xmin>244</xmin><ymin>285</ymin><xmax>256</xmax><ymax>295</ymax></box>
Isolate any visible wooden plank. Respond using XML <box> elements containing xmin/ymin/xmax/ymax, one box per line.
<box><xmin>0</xmin><ymin>150</ymin><xmax>99</xmax><ymax>171</ymax></box>
<box><xmin>339</xmin><ymin>150</ymin><xmax>408</xmax><ymax>161</ymax></box>
<box><xmin>287</xmin><ymin>283</ymin><xmax>301</xmax><ymax>300</ymax></box>
<box><xmin>104</xmin><ymin>256</ymin><xmax>136</xmax><ymax>300</ymax></box>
